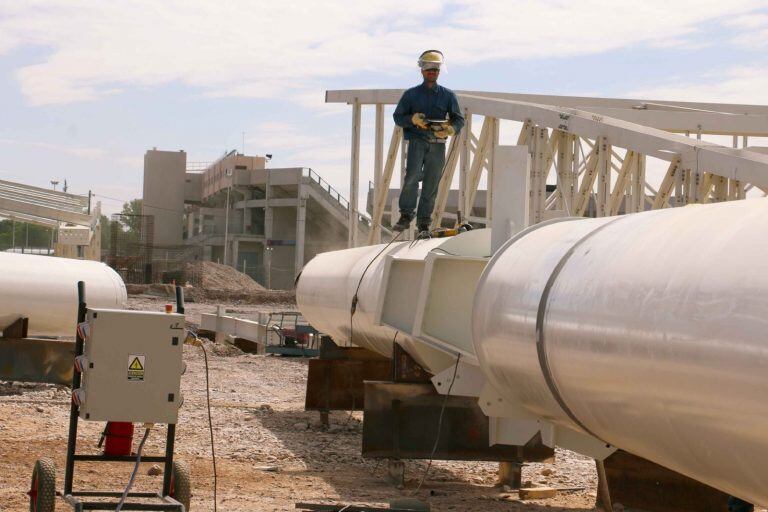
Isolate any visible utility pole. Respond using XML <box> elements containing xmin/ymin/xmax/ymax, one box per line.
<box><xmin>223</xmin><ymin>168</ymin><xmax>233</xmax><ymax>266</ymax></box>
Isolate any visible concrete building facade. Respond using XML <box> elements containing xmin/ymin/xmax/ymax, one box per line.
<box><xmin>143</xmin><ymin>149</ymin><xmax>368</xmax><ymax>289</ymax></box>
<box><xmin>142</xmin><ymin>149</ymin><xmax>186</xmax><ymax>246</ymax></box>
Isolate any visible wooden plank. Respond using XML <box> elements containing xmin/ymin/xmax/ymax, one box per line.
<box><xmin>430</xmin><ymin>133</ymin><xmax>462</xmax><ymax>229</ymax></box>
<box><xmin>367</xmin><ymin>127</ymin><xmax>402</xmax><ymax>245</ymax></box>
<box><xmin>596</xmin><ymin>137</ymin><xmax>611</xmax><ymax>217</ymax></box>
<box><xmin>519</xmin><ymin>487</ymin><xmax>557</xmax><ymax>500</ymax></box>
<box><xmin>652</xmin><ymin>157</ymin><xmax>682</xmax><ymax>210</ymax></box>
<box><xmin>574</xmin><ymin>144</ymin><xmax>600</xmax><ymax>216</ymax></box>
<box><xmin>465</xmin><ymin>117</ymin><xmax>493</xmax><ymax>216</ymax></box>
<box><xmin>609</xmin><ymin>150</ymin><xmax>636</xmax><ymax>215</ymax></box>
<box><xmin>556</xmin><ymin>131</ymin><xmax>574</xmax><ymax>214</ymax></box>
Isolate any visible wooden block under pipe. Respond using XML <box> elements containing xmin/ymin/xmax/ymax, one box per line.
<box><xmin>518</xmin><ymin>487</ymin><xmax>557</xmax><ymax>500</ymax></box>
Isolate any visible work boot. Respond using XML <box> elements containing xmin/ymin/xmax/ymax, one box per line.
<box><xmin>393</xmin><ymin>213</ymin><xmax>413</xmax><ymax>232</ymax></box>
<box><xmin>417</xmin><ymin>221</ymin><xmax>431</xmax><ymax>234</ymax></box>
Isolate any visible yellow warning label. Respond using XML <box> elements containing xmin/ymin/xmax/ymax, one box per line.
<box><xmin>127</xmin><ymin>355</ymin><xmax>145</xmax><ymax>381</ymax></box>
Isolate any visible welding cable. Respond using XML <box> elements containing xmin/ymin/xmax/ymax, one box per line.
<box><xmin>349</xmin><ymin>231</ymin><xmax>404</xmax><ymax>346</ymax></box>
<box><xmin>114</xmin><ymin>425</ymin><xmax>152</xmax><ymax>512</ymax></box>
<box><xmin>411</xmin><ymin>353</ymin><xmax>462</xmax><ymax>496</ymax></box>
<box><xmin>198</xmin><ymin>336</ymin><xmax>219</xmax><ymax>512</ymax></box>
<box><xmin>183</xmin><ymin>329</ymin><xmax>219</xmax><ymax>512</ymax></box>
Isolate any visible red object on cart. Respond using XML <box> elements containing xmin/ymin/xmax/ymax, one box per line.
<box><xmin>104</xmin><ymin>421</ymin><xmax>134</xmax><ymax>456</ymax></box>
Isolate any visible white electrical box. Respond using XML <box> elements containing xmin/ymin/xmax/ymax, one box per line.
<box><xmin>77</xmin><ymin>309</ymin><xmax>185</xmax><ymax>423</ymax></box>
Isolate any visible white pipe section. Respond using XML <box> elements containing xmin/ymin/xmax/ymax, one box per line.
<box><xmin>0</xmin><ymin>252</ymin><xmax>127</xmax><ymax>336</ymax></box>
<box><xmin>296</xmin><ymin>230</ymin><xmax>490</xmax><ymax>373</ymax></box>
<box><xmin>473</xmin><ymin>198</ymin><xmax>768</xmax><ymax>506</ymax></box>
<box><xmin>296</xmin><ymin>239</ymin><xmax>453</xmax><ymax>372</ymax></box>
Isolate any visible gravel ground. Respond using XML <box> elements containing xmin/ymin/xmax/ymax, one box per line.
<box><xmin>0</xmin><ymin>296</ymin><xmax>603</xmax><ymax>511</ymax></box>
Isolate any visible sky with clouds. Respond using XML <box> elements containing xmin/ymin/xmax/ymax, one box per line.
<box><xmin>2</xmin><ymin>0</ymin><xmax>768</xmax><ymax>214</ymax></box>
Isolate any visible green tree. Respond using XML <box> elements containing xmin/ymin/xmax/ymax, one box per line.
<box><xmin>119</xmin><ymin>199</ymin><xmax>143</xmax><ymax>233</ymax></box>
<box><xmin>0</xmin><ymin>220</ymin><xmax>53</xmax><ymax>251</ymax></box>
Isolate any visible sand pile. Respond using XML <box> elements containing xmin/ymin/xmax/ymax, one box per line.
<box><xmin>125</xmin><ymin>261</ymin><xmax>294</xmax><ymax>304</ymax></box>
<box><xmin>186</xmin><ymin>260</ymin><xmax>265</xmax><ymax>293</ymax></box>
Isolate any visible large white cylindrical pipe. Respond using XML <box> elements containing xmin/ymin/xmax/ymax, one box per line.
<box><xmin>473</xmin><ymin>199</ymin><xmax>768</xmax><ymax>505</ymax></box>
<box><xmin>0</xmin><ymin>253</ymin><xmax>127</xmax><ymax>336</ymax></box>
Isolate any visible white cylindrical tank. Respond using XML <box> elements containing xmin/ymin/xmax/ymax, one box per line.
<box><xmin>473</xmin><ymin>199</ymin><xmax>768</xmax><ymax>505</ymax></box>
<box><xmin>0</xmin><ymin>252</ymin><xmax>128</xmax><ymax>336</ymax></box>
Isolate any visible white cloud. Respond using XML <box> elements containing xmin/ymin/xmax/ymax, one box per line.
<box><xmin>1</xmin><ymin>0</ymin><xmax>764</xmax><ymax>106</ymax></box>
<box><xmin>627</xmin><ymin>66</ymin><xmax>768</xmax><ymax>104</ymax></box>
<box><xmin>0</xmin><ymin>138</ymin><xmax>108</xmax><ymax>159</ymax></box>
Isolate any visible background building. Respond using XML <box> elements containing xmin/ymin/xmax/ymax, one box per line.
<box><xmin>143</xmin><ymin>148</ymin><xmax>374</xmax><ymax>289</ymax></box>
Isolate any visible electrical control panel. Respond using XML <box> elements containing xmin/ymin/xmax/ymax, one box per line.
<box><xmin>76</xmin><ymin>308</ymin><xmax>185</xmax><ymax>423</ymax></box>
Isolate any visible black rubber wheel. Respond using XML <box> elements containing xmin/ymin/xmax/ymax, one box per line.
<box><xmin>29</xmin><ymin>458</ymin><xmax>56</xmax><ymax>512</ymax></box>
<box><xmin>169</xmin><ymin>460</ymin><xmax>191</xmax><ymax>511</ymax></box>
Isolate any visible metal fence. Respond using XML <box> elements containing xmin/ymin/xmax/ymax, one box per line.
<box><xmin>106</xmin><ymin>213</ymin><xmax>155</xmax><ymax>284</ymax></box>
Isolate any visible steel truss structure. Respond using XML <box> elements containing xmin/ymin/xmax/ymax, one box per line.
<box><xmin>326</xmin><ymin>90</ymin><xmax>768</xmax><ymax>246</ymax></box>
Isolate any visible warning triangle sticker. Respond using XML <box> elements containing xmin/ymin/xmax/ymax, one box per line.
<box><xmin>129</xmin><ymin>357</ymin><xmax>144</xmax><ymax>371</ymax></box>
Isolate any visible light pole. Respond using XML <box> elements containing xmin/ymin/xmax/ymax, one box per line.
<box><xmin>50</xmin><ymin>180</ymin><xmax>59</xmax><ymax>191</ymax></box>
<box><xmin>223</xmin><ymin>168</ymin><xmax>233</xmax><ymax>266</ymax></box>
<box><xmin>266</xmin><ymin>246</ymin><xmax>273</xmax><ymax>289</ymax></box>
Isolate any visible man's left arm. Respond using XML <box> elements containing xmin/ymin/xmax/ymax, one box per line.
<box><xmin>448</xmin><ymin>92</ymin><xmax>465</xmax><ymax>134</ymax></box>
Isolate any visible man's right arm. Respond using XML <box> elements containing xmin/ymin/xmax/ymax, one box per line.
<box><xmin>393</xmin><ymin>91</ymin><xmax>413</xmax><ymax>128</ymax></box>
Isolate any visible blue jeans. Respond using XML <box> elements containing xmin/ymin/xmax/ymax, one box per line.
<box><xmin>399</xmin><ymin>139</ymin><xmax>446</xmax><ymax>224</ymax></box>
<box><xmin>728</xmin><ymin>497</ymin><xmax>754</xmax><ymax>512</ymax></box>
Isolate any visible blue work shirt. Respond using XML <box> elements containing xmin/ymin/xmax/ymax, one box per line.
<box><xmin>393</xmin><ymin>82</ymin><xmax>465</xmax><ymax>142</ymax></box>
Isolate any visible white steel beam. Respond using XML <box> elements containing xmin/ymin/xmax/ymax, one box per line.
<box><xmin>348</xmin><ymin>99</ymin><xmax>361</xmax><ymax>248</ymax></box>
<box><xmin>329</xmin><ymin>90</ymin><xmax>768</xmax><ymax>188</ymax></box>
<box><xmin>326</xmin><ymin>89</ymin><xmax>768</xmax><ymax>134</ymax></box>
<box><xmin>372</xmin><ymin>103</ymin><xmax>385</xmax><ymax>244</ymax></box>
<box><xmin>459</xmin><ymin>109</ymin><xmax>472</xmax><ymax>222</ymax></box>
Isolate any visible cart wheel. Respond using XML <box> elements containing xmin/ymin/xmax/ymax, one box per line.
<box><xmin>29</xmin><ymin>458</ymin><xmax>56</xmax><ymax>512</ymax></box>
<box><xmin>169</xmin><ymin>460</ymin><xmax>191</xmax><ymax>511</ymax></box>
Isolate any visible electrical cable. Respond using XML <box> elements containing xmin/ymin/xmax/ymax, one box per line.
<box><xmin>114</xmin><ymin>426</ymin><xmax>151</xmax><ymax>512</ymax></box>
<box><xmin>349</xmin><ymin>231</ymin><xmax>403</xmax><ymax>346</ymax></box>
<box><xmin>411</xmin><ymin>353</ymin><xmax>462</xmax><ymax>496</ymax></box>
<box><xmin>184</xmin><ymin>329</ymin><xmax>218</xmax><ymax>512</ymax></box>
<box><xmin>198</xmin><ymin>339</ymin><xmax>219</xmax><ymax>512</ymax></box>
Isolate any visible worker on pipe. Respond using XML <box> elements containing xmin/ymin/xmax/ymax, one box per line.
<box><xmin>392</xmin><ymin>50</ymin><xmax>465</xmax><ymax>234</ymax></box>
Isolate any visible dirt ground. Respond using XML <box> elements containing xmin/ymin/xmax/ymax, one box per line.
<box><xmin>1</xmin><ymin>296</ymin><xmax>602</xmax><ymax>511</ymax></box>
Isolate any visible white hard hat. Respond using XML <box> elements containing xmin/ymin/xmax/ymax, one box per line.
<box><xmin>418</xmin><ymin>50</ymin><xmax>444</xmax><ymax>71</ymax></box>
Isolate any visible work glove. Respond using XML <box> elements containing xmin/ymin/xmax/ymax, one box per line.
<box><xmin>411</xmin><ymin>113</ymin><xmax>429</xmax><ymax>130</ymax></box>
<box><xmin>434</xmin><ymin>123</ymin><xmax>455</xmax><ymax>139</ymax></box>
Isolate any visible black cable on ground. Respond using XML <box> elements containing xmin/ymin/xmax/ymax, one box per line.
<box><xmin>349</xmin><ymin>231</ymin><xmax>404</xmax><ymax>345</ymax></box>
<box><xmin>411</xmin><ymin>353</ymin><xmax>462</xmax><ymax>496</ymax></box>
<box><xmin>115</xmin><ymin>426</ymin><xmax>151</xmax><ymax>512</ymax></box>
<box><xmin>198</xmin><ymin>341</ymin><xmax>218</xmax><ymax>512</ymax></box>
